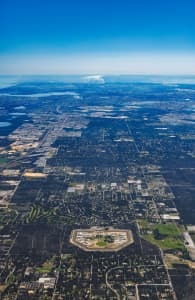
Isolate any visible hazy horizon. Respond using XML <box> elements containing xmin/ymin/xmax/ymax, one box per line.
<box><xmin>1</xmin><ymin>52</ymin><xmax>195</xmax><ymax>75</ymax></box>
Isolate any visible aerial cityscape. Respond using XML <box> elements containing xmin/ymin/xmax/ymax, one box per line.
<box><xmin>0</xmin><ymin>77</ymin><xmax>195</xmax><ymax>299</ymax></box>
<box><xmin>1</xmin><ymin>0</ymin><xmax>195</xmax><ymax>299</ymax></box>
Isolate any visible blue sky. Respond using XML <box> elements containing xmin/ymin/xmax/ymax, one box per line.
<box><xmin>0</xmin><ymin>0</ymin><xmax>195</xmax><ymax>74</ymax></box>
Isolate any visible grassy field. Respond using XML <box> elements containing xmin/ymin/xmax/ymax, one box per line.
<box><xmin>36</xmin><ymin>259</ymin><xmax>54</xmax><ymax>274</ymax></box>
<box><xmin>143</xmin><ymin>234</ymin><xmax>184</xmax><ymax>251</ymax></box>
<box><xmin>139</xmin><ymin>220</ymin><xmax>184</xmax><ymax>251</ymax></box>
<box><xmin>96</xmin><ymin>241</ymin><xmax>107</xmax><ymax>247</ymax></box>
<box><xmin>154</xmin><ymin>223</ymin><xmax>181</xmax><ymax>236</ymax></box>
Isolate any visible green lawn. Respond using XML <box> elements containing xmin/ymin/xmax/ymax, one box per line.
<box><xmin>143</xmin><ymin>234</ymin><xmax>184</xmax><ymax>251</ymax></box>
<box><xmin>139</xmin><ymin>220</ymin><xmax>184</xmax><ymax>251</ymax></box>
<box><xmin>154</xmin><ymin>223</ymin><xmax>181</xmax><ymax>236</ymax></box>
<box><xmin>36</xmin><ymin>266</ymin><xmax>53</xmax><ymax>273</ymax></box>
<box><xmin>96</xmin><ymin>241</ymin><xmax>107</xmax><ymax>247</ymax></box>
<box><xmin>36</xmin><ymin>260</ymin><xmax>54</xmax><ymax>274</ymax></box>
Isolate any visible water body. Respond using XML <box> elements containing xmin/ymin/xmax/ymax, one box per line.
<box><xmin>10</xmin><ymin>112</ymin><xmax>26</xmax><ymax>116</ymax></box>
<box><xmin>0</xmin><ymin>121</ymin><xmax>12</xmax><ymax>127</ymax></box>
<box><xmin>14</xmin><ymin>106</ymin><xmax>26</xmax><ymax>110</ymax></box>
<box><xmin>0</xmin><ymin>91</ymin><xmax>81</xmax><ymax>99</ymax></box>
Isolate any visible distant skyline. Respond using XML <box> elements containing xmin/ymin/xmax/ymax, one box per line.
<box><xmin>1</xmin><ymin>0</ymin><xmax>195</xmax><ymax>75</ymax></box>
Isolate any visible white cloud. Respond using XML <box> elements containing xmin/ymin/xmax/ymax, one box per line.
<box><xmin>82</xmin><ymin>75</ymin><xmax>105</xmax><ymax>84</ymax></box>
